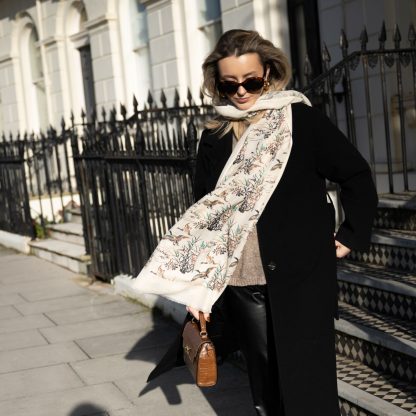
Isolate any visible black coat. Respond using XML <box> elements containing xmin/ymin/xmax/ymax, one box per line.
<box><xmin>147</xmin><ymin>102</ymin><xmax>378</xmax><ymax>416</ymax></box>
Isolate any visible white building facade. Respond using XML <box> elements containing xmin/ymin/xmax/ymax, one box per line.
<box><xmin>0</xmin><ymin>0</ymin><xmax>414</xmax><ymax>139</ymax></box>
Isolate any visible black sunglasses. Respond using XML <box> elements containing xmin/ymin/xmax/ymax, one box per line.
<box><xmin>217</xmin><ymin>76</ymin><xmax>266</xmax><ymax>96</ymax></box>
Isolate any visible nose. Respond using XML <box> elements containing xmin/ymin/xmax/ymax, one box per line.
<box><xmin>236</xmin><ymin>85</ymin><xmax>247</xmax><ymax>96</ymax></box>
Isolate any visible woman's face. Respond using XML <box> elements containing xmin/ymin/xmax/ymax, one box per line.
<box><xmin>217</xmin><ymin>53</ymin><xmax>268</xmax><ymax>110</ymax></box>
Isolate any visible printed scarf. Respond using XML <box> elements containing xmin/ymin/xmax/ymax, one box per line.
<box><xmin>132</xmin><ymin>90</ymin><xmax>311</xmax><ymax>312</ymax></box>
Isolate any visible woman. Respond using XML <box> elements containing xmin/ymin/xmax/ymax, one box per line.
<box><xmin>134</xmin><ymin>30</ymin><xmax>378</xmax><ymax>416</ymax></box>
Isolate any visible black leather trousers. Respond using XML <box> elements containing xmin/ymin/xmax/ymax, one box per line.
<box><xmin>225</xmin><ymin>284</ymin><xmax>285</xmax><ymax>416</ymax></box>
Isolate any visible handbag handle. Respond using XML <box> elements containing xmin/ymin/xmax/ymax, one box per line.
<box><xmin>198</xmin><ymin>311</ymin><xmax>208</xmax><ymax>339</ymax></box>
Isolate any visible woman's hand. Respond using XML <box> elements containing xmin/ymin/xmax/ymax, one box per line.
<box><xmin>334</xmin><ymin>239</ymin><xmax>351</xmax><ymax>258</ymax></box>
<box><xmin>186</xmin><ymin>305</ymin><xmax>210</xmax><ymax>322</ymax></box>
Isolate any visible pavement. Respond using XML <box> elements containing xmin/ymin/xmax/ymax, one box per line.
<box><xmin>0</xmin><ymin>245</ymin><xmax>255</xmax><ymax>416</ymax></box>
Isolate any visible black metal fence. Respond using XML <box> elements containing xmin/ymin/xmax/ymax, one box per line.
<box><xmin>70</xmin><ymin>92</ymin><xmax>215</xmax><ymax>280</ymax></box>
<box><xmin>0</xmin><ymin>138</ymin><xmax>34</xmax><ymax>237</ymax></box>
<box><xmin>302</xmin><ymin>22</ymin><xmax>416</xmax><ymax>194</ymax></box>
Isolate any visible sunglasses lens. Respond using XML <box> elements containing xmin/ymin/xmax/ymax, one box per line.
<box><xmin>243</xmin><ymin>78</ymin><xmax>265</xmax><ymax>92</ymax></box>
<box><xmin>218</xmin><ymin>77</ymin><xmax>265</xmax><ymax>96</ymax></box>
<box><xmin>218</xmin><ymin>81</ymin><xmax>239</xmax><ymax>95</ymax></box>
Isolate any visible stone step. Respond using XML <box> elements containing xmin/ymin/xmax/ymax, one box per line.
<box><xmin>337</xmin><ymin>261</ymin><xmax>416</xmax><ymax>321</ymax></box>
<box><xmin>46</xmin><ymin>222</ymin><xmax>85</xmax><ymax>246</ymax></box>
<box><xmin>336</xmin><ymin>302</ymin><xmax>416</xmax><ymax>383</ymax></box>
<box><xmin>230</xmin><ymin>336</ymin><xmax>416</xmax><ymax>415</ymax></box>
<box><xmin>64</xmin><ymin>207</ymin><xmax>82</xmax><ymax>225</ymax></box>
<box><xmin>29</xmin><ymin>239</ymin><xmax>90</xmax><ymax>274</ymax></box>
<box><xmin>337</xmin><ymin>355</ymin><xmax>416</xmax><ymax>415</ymax></box>
<box><xmin>348</xmin><ymin>229</ymin><xmax>416</xmax><ymax>273</ymax></box>
<box><xmin>375</xmin><ymin>192</ymin><xmax>416</xmax><ymax>231</ymax></box>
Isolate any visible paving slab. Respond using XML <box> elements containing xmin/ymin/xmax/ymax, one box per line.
<box><xmin>75</xmin><ymin>322</ymin><xmax>178</xmax><ymax>358</ymax></box>
<box><xmin>40</xmin><ymin>311</ymin><xmax>153</xmax><ymax>343</ymax></box>
<box><xmin>0</xmin><ymin>363</ymin><xmax>84</xmax><ymax>401</ymax></box>
<box><xmin>113</xmin><ymin>364</ymin><xmax>255</xmax><ymax>416</ymax></box>
<box><xmin>0</xmin><ymin>342</ymin><xmax>88</xmax><ymax>373</ymax></box>
<box><xmin>0</xmin><ymin>292</ymin><xmax>26</xmax><ymax>306</ymax></box>
<box><xmin>0</xmin><ymin>305</ymin><xmax>22</xmax><ymax>319</ymax></box>
<box><xmin>0</xmin><ymin>313</ymin><xmax>54</xmax><ymax>334</ymax></box>
<box><xmin>0</xmin><ymin>329</ymin><xmax>48</xmax><ymax>352</ymax></box>
<box><xmin>0</xmin><ymin>383</ymin><xmax>133</xmax><ymax>416</ymax></box>
<box><xmin>45</xmin><ymin>299</ymin><xmax>145</xmax><ymax>325</ymax></box>
<box><xmin>0</xmin><ymin>278</ymin><xmax>87</xmax><ymax>301</ymax></box>
<box><xmin>14</xmin><ymin>293</ymin><xmax>117</xmax><ymax>316</ymax></box>
<box><xmin>70</xmin><ymin>346</ymin><xmax>167</xmax><ymax>385</ymax></box>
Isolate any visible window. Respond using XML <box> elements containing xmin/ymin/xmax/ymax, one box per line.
<box><xmin>197</xmin><ymin>0</ymin><xmax>222</xmax><ymax>53</ymax></box>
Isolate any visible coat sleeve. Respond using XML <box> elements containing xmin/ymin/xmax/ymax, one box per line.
<box><xmin>313</xmin><ymin>108</ymin><xmax>379</xmax><ymax>251</ymax></box>
<box><xmin>193</xmin><ymin>129</ymin><xmax>211</xmax><ymax>202</ymax></box>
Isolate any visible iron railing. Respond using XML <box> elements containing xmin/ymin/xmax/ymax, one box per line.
<box><xmin>0</xmin><ymin>138</ymin><xmax>34</xmax><ymax>237</ymax></box>
<box><xmin>302</xmin><ymin>22</ymin><xmax>416</xmax><ymax>194</ymax></box>
<box><xmin>70</xmin><ymin>92</ymin><xmax>215</xmax><ymax>280</ymax></box>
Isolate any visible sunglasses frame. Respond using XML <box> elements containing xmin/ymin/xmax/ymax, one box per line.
<box><xmin>217</xmin><ymin>76</ymin><xmax>267</xmax><ymax>96</ymax></box>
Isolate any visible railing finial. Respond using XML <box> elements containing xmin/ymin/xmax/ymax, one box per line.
<box><xmin>393</xmin><ymin>24</ymin><xmax>401</xmax><ymax>48</ymax></box>
<box><xmin>360</xmin><ymin>26</ymin><xmax>368</xmax><ymax>51</ymax></box>
<box><xmin>147</xmin><ymin>90</ymin><xmax>154</xmax><ymax>108</ymax></box>
<box><xmin>187</xmin><ymin>87</ymin><xmax>194</xmax><ymax>106</ymax></box>
<box><xmin>174</xmin><ymin>88</ymin><xmax>180</xmax><ymax>107</ymax></box>
<box><xmin>160</xmin><ymin>89</ymin><xmax>167</xmax><ymax>108</ymax></box>
<box><xmin>408</xmin><ymin>23</ymin><xmax>415</xmax><ymax>48</ymax></box>
<box><xmin>322</xmin><ymin>42</ymin><xmax>331</xmax><ymax>64</ymax></box>
<box><xmin>120</xmin><ymin>103</ymin><xmax>127</xmax><ymax>119</ymax></box>
<box><xmin>378</xmin><ymin>20</ymin><xmax>387</xmax><ymax>49</ymax></box>
<box><xmin>340</xmin><ymin>29</ymin><xmax>349</xmax><ymax>57</ymax></box>
<box><xmin>132</xmin><ymin>94</ymin><xmax>138</xmax><ymax>113</ymax></box>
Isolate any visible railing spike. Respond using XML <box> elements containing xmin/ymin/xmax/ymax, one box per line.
<box><xmin>147</xmin><ymin>90</ymin><xmax>154</xmax><ymax>107</ymax></box>
<box><xmin>80</xmin><ymin>108</ymin><xmax>86</xmax><ymax>121</ymax></box>
<box><xmin>174</xmin><ymin>88</ymin><xmax>180</xmax><ymax>107</ymax></box>
<box><xmin>322</xmin><ymin>42</ymin><xmax>331</xmax><ymax>63</ymax></box>
<box><xmin>132</xmin><ymin>94</ymin><xmax>138</xmax><ymax>113</ymax></box>
<box><xmin>160</xmin><ymin>89</ymin><xmax>167</xmax><ymax>108</ymax></box>
<box><xmin>101</xmin><ymin>106</ymin><xmax>106</xmax><ymax>121</ymax></box>
<box><xmin>304</xmin><ymin>53</ymin><xmax>312</xmax><ymax>82</ymax></box>
<box><xmin>378</xmin><ymin>20</ymin><xmax>387</xmax><ymax>48</ymax></box>
<box><xmin>120</xmin><ymin>103</ymin><xmax>127</xmax><ymax>119</ymax></box>
<box><xmin>70</xmin><ymin>111</ymin><xmax>75</xmax><ymax>126</ymax></box>
<box><xmin>393</xmin><ymin>24</ymin><xmax>401</xmax><ymax>48</ymax></box>
<box><xmin>340</xmin><ymin>29</ymin><xmax>349</xmax><ymax>57</ymax></box>
<box><xmin>61</xmin><ymin>116</ymin><xmax>66</xmax><ymax>130</ymax></box>
<box><xmin>199</xmin><ymin>88</ymin><xmax>205</xmax><ymax>104</ymax></box>
<box><xmin>360</xmin><ymin>26</ymin><xmax>368</xmax><ymax>51</ymax></box>
<box><xmin>409</xmin><ymin>23</ymin><xmax>416</xmax><ymax>48</ymax></box>
<box><xmin>187</xmin><ymin>87</ymin><xmax>193</xmax><ymax>105</ymax></box>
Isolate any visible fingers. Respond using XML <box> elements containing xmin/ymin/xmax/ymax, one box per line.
<box><xmin>334</xmin><ymin>240</ymin><xmax>351</xmax><ymax>258</ymax></box>
<box><xmin>185</xmin><ymin>306</ymin><xmax>210</xmax><ymax>322</ymax></box>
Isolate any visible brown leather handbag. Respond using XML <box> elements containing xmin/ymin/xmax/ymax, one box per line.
<box><xmin>182</xmin><ymin>312</ymin><xmax>217</xmax><ymax>387</ymax></box>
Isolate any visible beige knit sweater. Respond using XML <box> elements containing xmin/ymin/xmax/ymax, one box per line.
<box><xmin>228</xmin><ymin>134</ymin><xmax>267</xmax><ymax>286</ymax></box>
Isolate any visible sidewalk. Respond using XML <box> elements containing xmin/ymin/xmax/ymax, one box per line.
<box><xmin>0</xmin><ymin>245</ymin><xmax>255</xmax><ymax>416</ymax></box>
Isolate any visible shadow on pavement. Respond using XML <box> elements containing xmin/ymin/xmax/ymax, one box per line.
<box><xmin>68</xmin><ymin>402</ymin><xmax>107</xmax><ymax>415</ymax></box>
<box><xmin>124</xmin><ymin>308</ymin><xmax>256</xmax><ymax>415</ymax></box>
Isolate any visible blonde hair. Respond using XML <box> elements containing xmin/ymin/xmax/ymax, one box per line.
<box><xmin>202</xmin><ymin>30</ymin><xmax>292</xmax><ymax>136</ymax></box>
